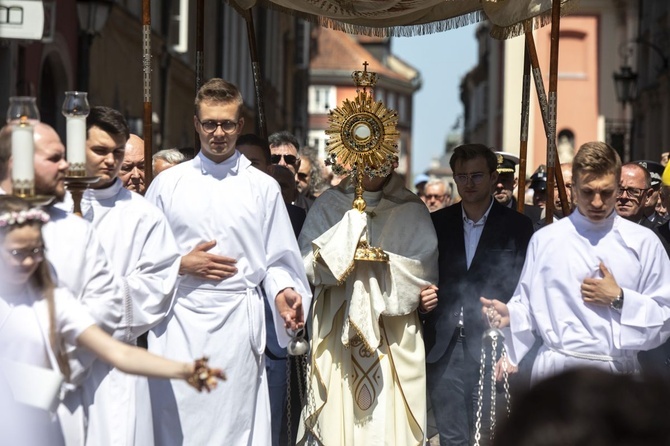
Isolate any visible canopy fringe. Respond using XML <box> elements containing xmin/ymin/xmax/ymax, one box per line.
<box><xmin>488</xmin><ymin>0</ymin><xmax>580</xmax><ymax>40</ymax></box>
<box><xmin>232</xmin><ymin>0</ymin><xmax>484</xmax><ymax>37</ymax></box>
<box><xmin>319</xmin><ymin>12</ymin><xmax>485</xmax><ymax>37</ymax></box>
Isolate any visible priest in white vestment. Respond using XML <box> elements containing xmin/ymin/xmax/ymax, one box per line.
<box><xmin>483</xmin><ymin>142</ymin><xmax>670</xmax><ymax>384</ymax></box>
<box><xmin>145</xmin><ymin>78</ymin><xmax>311</xmax><ymax>445</ymax></box>
<box><xmin>59</xmin><ymin>107</ymin><xmax>182</xmax><ymax>445</ymax></box>
<box><xmin>297</xmin><ymin>171</ymin><xmax>438</xmax><ymax>446</ymax></box>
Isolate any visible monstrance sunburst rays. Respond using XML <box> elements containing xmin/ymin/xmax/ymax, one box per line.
<box><xmin>325</xmin><ymin>90</ymin><xmax>399</xmax><ymax>176</ymax></box>
<box><xmin>323</xmin><ymin>62</ymin><xmax>399</xmax><ymax>263</ymax></box>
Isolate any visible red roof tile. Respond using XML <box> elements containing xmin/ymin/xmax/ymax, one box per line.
<box><xmin>310</xmin><ymin>27</ymin><xmax>409</xmax><ymax>82</ymax></box>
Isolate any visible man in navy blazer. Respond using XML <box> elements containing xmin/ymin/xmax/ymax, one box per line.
<box><xmin>422</xmin><ymin>144</ymin><xmax>534</xmax><ymax>446</ymax></box>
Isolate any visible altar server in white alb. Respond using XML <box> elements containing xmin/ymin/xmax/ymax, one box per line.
<box><xmin>64</xmin><ymin>106</ymin><xmax>180</xmax><ymax>445</ymax></box>
<box><xmin>145</xmin><ymin>78</ymin><xmax>311</xmax><ymax>445</ymax></box>
<box><xmin>482</xmin><ymin>141</ymin><xmax>670</xmax><ymax>383</ymax></box>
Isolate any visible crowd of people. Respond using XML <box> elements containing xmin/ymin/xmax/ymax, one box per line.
<box><xmin>2</xmin><ymin>77</ymin><xmax>670</xmax><ymax>446</ymax></box>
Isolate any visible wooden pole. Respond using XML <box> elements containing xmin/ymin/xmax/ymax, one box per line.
<box><xmin>195</xmin><ymin>0</ymin><xmax>204</xmax><ymax>152</ymax></box>
<box><xmin>517</xmin><ymin>39</ymin><xmax>531</xmax><ymax>213</ymax></box>
<box><xmin>544</xmin><ymin>0</ymin><xmax>562</xmax><ymax>224</ymax></box>
<box><xmin>525</xmin><ymin>25</ymin><xmax>570</xmax><ymax>217</ymax></box>
<box><xmin>142</xmin><ymin>0</ymin><xmax>153</xmax><ymax>185</ymax></box>
<box><xmin>241</xmin><ymin>8</ymin><xmax>268</xmax><ymax>139</ymax></box>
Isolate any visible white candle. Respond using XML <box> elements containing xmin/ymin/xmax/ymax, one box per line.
<box><xmin>11</xmin><ymin>124</ymin><xmax>35</xmax><ymax>185</ymax></box>
<box><xmin>66</xmin><ymin>116</ymin><xmax>87</xmax><ymax>167</ymax></box>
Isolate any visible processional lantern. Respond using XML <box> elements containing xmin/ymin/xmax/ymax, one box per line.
<box><xmin>324</xmin><ymin>61</ymin><xmax>399</xmax><ymax>263</ymax></box>
<box><xmin>62</xmin><ymin>91</ymin><xmax>99</xmax><ymax>216</ymax></box>
<box><xmin>6</xmin><ymin>97</ymin><xmax>39</xmax><ymax>198</ymax></box>
<box><xmin>6</xmin><ymin>97</ymin><xmax>53</xmax><ymax>205</ymax></box>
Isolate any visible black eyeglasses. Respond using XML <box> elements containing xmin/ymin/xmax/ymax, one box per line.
<box><xmin>454</xmin><ymin>172</ymin><xmax>486</xmax><ymax>185</ymax></box>
<box><xmin>617</xmin><ymin>186</ymin><xmax>647</xmax><ymax>199</ymax></box>
<box><xmin>271</xmin><ymin>154</ymin><xmax>297</xmax><ymax>165</ymax></box>
<box><xmin>424</xmin><ymin>194</ymin><xmax>445</xmax><ymax>200</ymax></box>
<box><xmin>196</xmin><ymin>118</ymin><xmax>239</xmax><ymax>134</ymax></box>
<box><xmin>5</xmin><ymin>246</ymin><xmax>45</xmax><ymax>263</ymax></box>
<box><xmin>297</xmin><ymin>172</ymin><xmax>309</xmax><ymax>181</ymax></box>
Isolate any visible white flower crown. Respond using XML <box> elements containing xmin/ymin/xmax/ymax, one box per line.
<box><xmin>0</xmin><ymin>209</ymin><xmax>50</xmax><ymax>228</ymax></box>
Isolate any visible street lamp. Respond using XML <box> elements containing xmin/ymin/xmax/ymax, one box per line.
<box><xmin>76</xmin><ymin>0</ymin><xmax>113</xmax><ymax>91</ymax></box>
<box><xmin>611</xmin><ymin>37</ymin><xmax>669</xmax><ymax>161</ymax></box>
<box><xmin>613</xmin><ymin>65</ymin><xmax>638</xmax><ymax>107</ymax></box>
<box><xmin>613</xmin><ymin>37</ymin><xmax>669</xmax><ymax>107</ymax></box>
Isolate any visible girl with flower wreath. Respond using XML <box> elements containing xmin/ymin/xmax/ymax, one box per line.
<box><xmin>0</xmin><ymin>195</ymin><xmax>224</xmax><ymax>445</ymax></box>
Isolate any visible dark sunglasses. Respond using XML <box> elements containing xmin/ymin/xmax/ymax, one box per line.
<box><xmin>271</xmin><ymin>154</ymin><xmax>297</xmax><ymax>165</ymax></box>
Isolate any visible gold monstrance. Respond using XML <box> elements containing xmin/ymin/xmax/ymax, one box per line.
<box><xmin>325</xmin><ymin>62</ymin><xmax>400</xmax><ymax>262</ymax></box>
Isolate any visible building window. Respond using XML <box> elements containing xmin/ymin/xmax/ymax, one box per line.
<box><xmin>308</xmin><ymin>86</ymin><xmax>336</xmax><ymax>114</ymax></box>
<box><xmin>308</xmin><ymin>129</ymin><xmax>329</xmax><ymax>160</ymax></box>
<box><xmin>557</xmin><ymin>129</ymin><xmax>575</xmax><ymax>162</ymax></box>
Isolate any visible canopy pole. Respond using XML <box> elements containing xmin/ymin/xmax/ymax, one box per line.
<box><xmin>195</xmin><ymin>0</ymin><xmax>204</xmax><ymax>152</ymax></box>
<box><xmin>517</xmin><ymin>37</ymin><xmax>531</xmax><ymax>213</ymax></box>
<box><xmin>544</xmin><ymin>0</ymin><xmax>562</xmax><ymax>223</ymax></box>
<box><xmin>142</xmin><ymin>0</ymin><xmax>153</xmax><ymax>185</ymax></box>
<box><xmin>241</xmin><ymin>8</ymin><xmax>268</xmax><ymax>139</ymax></box>
<box><xmin>525</xmin><ymin>24</ymin><xmax>570</xmax><ymax>217</ymax></box>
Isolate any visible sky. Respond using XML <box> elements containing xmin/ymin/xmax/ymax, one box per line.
<box><xmin>391</xmin><ymin>26</ymin><xmax>478</xmax><ymax>177</ymax></box>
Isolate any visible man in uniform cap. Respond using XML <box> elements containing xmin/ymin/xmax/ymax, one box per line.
<box><xmin>494</xmin><ymin>151</ymin><xmax>542</xmax><ymax>224</ymax></box>
<box><xmin>529</xmin><ymin>166</ymin><xmax>548</xmax><ymax>208</ymax></box>
<box><xmin>635</xmin><ymin>160</ymin><xmax>665</xmax><ymax>226</ymax></box>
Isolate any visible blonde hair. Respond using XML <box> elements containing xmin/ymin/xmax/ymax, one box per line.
<box><xmin>573</xmin><ymin>141</ymin><xmax>622</xmax><ymax>183</ymax></box>
<box><xmin>194</xmin><ymin>78</ymin><xmax>243</xmax><ymax>116</ymax></box>
<box><xmin>0</xmin><ymin>196</ymin><xmax>70</xmax><ymax>380</ymax></box>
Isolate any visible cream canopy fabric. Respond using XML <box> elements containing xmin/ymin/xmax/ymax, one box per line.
<box><xmin>230</xmin><ymin>0</ymin><xmax>575</xmax><ymax>38</ymax></box>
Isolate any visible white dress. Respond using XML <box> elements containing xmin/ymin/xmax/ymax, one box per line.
<box><xmin>503</xmin><ymin>209</ymin><xmax>670</xmax><ymax>383</ymax></box>
<box><xmin>61</xmin><ymin>179</ymin><xmax>180</xmax><ymax>446</ymax></box>
<box><xmin>145</xmin><ymin>151</ymin><xmax>312</xmax><ymax>445</ymax></box>
<box><xmin>0</xmin><ymin>286</ymin><xmax>95</xmax><ymax>446</ymax></box>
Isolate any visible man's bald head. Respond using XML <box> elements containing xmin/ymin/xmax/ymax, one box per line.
<box><xmin>33</xmin><ymin>123</ymin><xmax>69</xmax><ymax>200</ymax></box>
<box><xmin>119</xmin><ymin>134</ymin><xmax>146</xmax><ymax>194</ymax></box>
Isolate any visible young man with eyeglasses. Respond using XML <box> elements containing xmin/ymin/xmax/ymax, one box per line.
<box><xmin>482</xmin><ymin>141</ymin><xmax>670</xmax><ymax>395</ymax></box>
<box><xmin>423</xmin><ymin>143</ymin><xmax>534</xmax><ymax>445</ymax></box>
<box><xmin>145</xmin><ymin>78</ymin><xmax>311</xmax><ymax>445</ymax></box>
